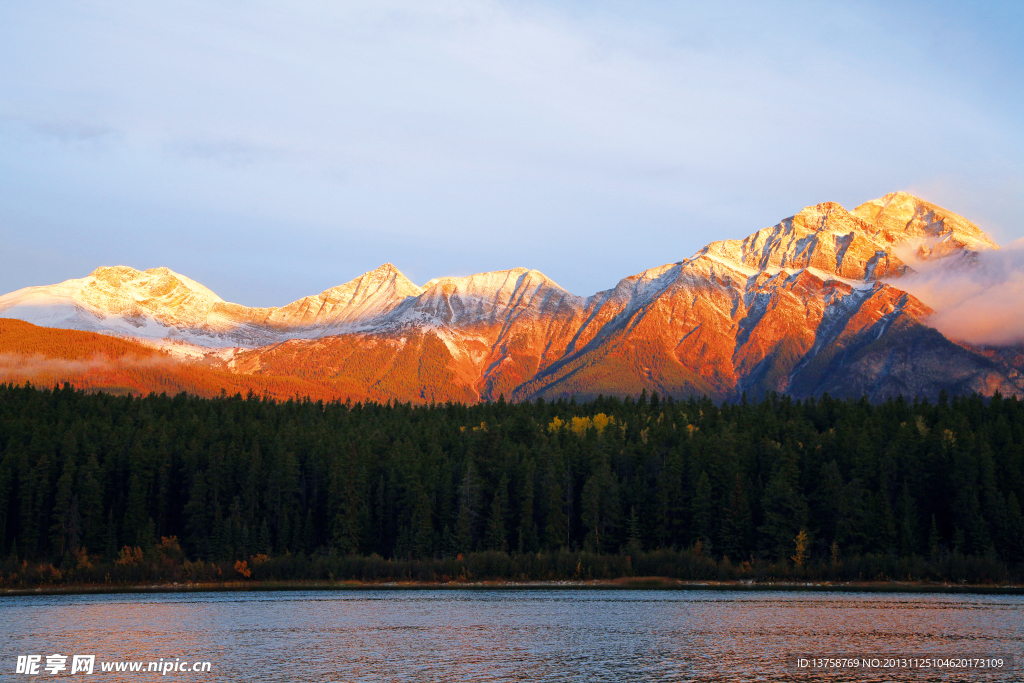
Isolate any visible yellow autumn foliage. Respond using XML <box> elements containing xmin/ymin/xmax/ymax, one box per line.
<box><xmin>592</xmin><ymin>413</ymin><xmax>613</xmax><ymax>433</ymax></box>
<box><xmin>548</xmin><ymin>413</ymin><xmax>615</xmax><ymax>437</ymax></box>
<box><xmin>570</xmin><ymin>416</ymin><xmax>591</xmax><ymax>436</ymax></box>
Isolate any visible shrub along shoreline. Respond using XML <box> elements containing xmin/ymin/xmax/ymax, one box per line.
<box><xmin>5</xmin><ymin>582</ymin><xmax>1024</xmax><ymax>597</ymax></box>
<box><xmin>2</xmin><ymin>543</ymin><xmax>1020</xmax><ymax>594</ymax></box>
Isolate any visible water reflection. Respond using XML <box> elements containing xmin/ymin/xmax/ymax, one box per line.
<box><xmin>2</xmin><ymin>591</ymin><xmax>1021</xmax><ymax>681</ymax></box>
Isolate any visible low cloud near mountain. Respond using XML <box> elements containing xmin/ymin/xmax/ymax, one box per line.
<box><xmin>897</xmin><ymin>238</ymin><xmax>1024</xmax><ymax>346</ymax></box>
<box><xmin>0</xmin><ymin>352</ymin><xmax>177</xmax><ymax>379</ymax></box>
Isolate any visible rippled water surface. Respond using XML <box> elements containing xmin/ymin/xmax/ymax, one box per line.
<box><xmin>2</xmin><ymin>589</ymin><xmax>1022</xmax><ymax>681</ymax></box>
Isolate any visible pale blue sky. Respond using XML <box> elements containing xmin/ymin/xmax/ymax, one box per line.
<box><xmin>1</xmin><ymin>0</ymin><xmax>1021</xmax><ymax>304</ymax></box>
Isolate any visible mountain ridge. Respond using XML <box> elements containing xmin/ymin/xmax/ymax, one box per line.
<box><xmin>2</xmin><ymin>191</ymin><xmax>1020</xmax><ymax>402</ymax></box>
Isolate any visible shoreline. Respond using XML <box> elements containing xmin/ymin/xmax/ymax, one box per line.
<box><xmin>3</xmin><ymin>577</ymin><xmax>1023</xmax><ymax>597</ymax></box>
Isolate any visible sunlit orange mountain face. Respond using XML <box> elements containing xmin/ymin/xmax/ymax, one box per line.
<box><xmin>2</xmin><ymin>192</ymin><xmax>1021</xmax><ymax>402</ymax></box>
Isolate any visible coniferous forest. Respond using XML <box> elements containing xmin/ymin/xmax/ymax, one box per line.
<box><xmin>1</xmin><ymin>382</ymin><xmax>1023</xmax><ymax>588</ymax></box>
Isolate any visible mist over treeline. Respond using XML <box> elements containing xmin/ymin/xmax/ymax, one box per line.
<box><xmin>0</xmin><ymin>383</ymin><xmax>1022</xmax><ymax>584</ymax></box>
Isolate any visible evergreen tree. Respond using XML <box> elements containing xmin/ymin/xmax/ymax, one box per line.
<box><xmin>410</xmin><ymin>490</ymin><xmax>434</xmax><ymax>559</ymax></box>
<box><xmin>257</xmin><ymin>518</ymin><xmax>272</xmax><ymax>556</ymax></box>
<box><xmin>485</xmin><ymin>475</ymin><xmax>509</xmax><ymax>552</ymax></box>
<box><xmin>542</xmin><ymin>463</ymin><xmax>568</xmax><ymax>550</ymax></box>
<box><xmin>581</xmin><ymin>453</ymin><xmax>619</xmax><ymax>554</ymax></box>
<box><xmin>691</xmin><ymin>471</ymin><xmax>714</xmax><ymax>551</ymax></box>
<box><xmin>0</xmin><ymin>458</ymin><xmax>11</xmax><ymax>554</ymax></box>
<box><xmin>456</xmin><ymin>460</ymin><xmax>483</xmax><ymax>554</ymax></box>
<box><xmin>719</xmin><ymin>474</ymin><xmax>751</xmax><ymax>560</ymax></box>
<box><xmin>303</xmin><ymin>508</ymin><xmax>316</xmax><ymax>553</ymax></box>
<box><xmin>517</xmin><ymin>458</ymin><xmax>538</xmax><ymax>553</ymax></box>
<box><xmin>625</xmin><ymin>506</ymin><xmax>642</xmax><ymax>555</ymax></box>
<box><xmin>897</xmin><ymin>480</ymin><xmax>918</xmax><ymax>556</ymax></box>
<box><xmin>49</xmin><ymin>448</ymin><xmax>77</xmax><ymax>558</ymax></box>
<box><xmin>123</xmin><ymin>474</ymin><xmax>154</xmax><ymax>550</ymax></box>
<box><xmin>928</xmin><ymin>514</ymin><xmax>942</xmax><ymax>561</ymax></box>
<box><xmin>873</xmin><ymin>490</ymin><xmax>897</xmax><ymax>555</ymax></box>
<box><xmin>19</xmin><ymin>450</ymin><xmax>48</xmax><ymax>557</ymax></box>
<box><xmin>78</xmin><ymin>454</ymin><xmax>104</xmax><ymax>554</ymax></box>
<box><xmin>184</xmin><ymin>473</ymin><xmax>210</xmax><ymax>558</ymax></box>
<box><xmin>1003</xmin><ymin>493</ymin><xmax>1024</xmax><ymax>563</ymax></box>
<box><xmin>758</xmin><ymin>454</ymin><xmax>808</xmax><ymax>561</ymax></box>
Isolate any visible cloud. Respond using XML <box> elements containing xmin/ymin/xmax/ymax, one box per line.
<box><xmin>168</xmin><ymin>137</ymin><xmax>293</xmax><ymax>168</ymax></box>
<box><xmin>0</xmin><ymin>352</ymin><xmax>179</xmax><ymax>379</ymax></box>
<box><xmin>32</xmin><ymin>121</ymin><xmax>119</xmax><ymax>144</ymax></box>
<box><xmin>896</xmin><ymin>239</ymin><xmax>1024</xmax><ymax>346</ymax></box>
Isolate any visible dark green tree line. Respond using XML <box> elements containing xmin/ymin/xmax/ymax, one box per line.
<box><xmin>0</xmin><ymin>383</ymin><xmax>1022</xmax><ymax>577</ymax></box>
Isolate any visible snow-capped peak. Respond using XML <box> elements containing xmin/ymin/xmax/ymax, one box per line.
<box><xmin>691</xmin><ymin>194</ymin><xmax>997</xmax><ymax>284</ymax></box>
<box><xmin>87</xmin><ymin>265</ymin><xmax>225</xmax><ymax>302</ymax></box>
<box><xmin>269</xmin><ymin>263</ymin><xmax>424</xmax><ymax>329</ymax></box>
<box><xmin>852</xmin><ymin>191</ymin><xmax>999</xmax><ymax>258</ymax></box>
<box><xmin>397</xmin><ymin>268</ymin><xmax>582</xmax><ymax>328</ymax></box>
<box><xmin>696</xmin><ymin>201</ymin><xmax>906</xmax><ymax>281</ymax></box>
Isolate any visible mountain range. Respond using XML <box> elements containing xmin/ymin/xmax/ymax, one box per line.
<box><xmin>2</xmin><ymin>191</ymin><xmax>1021</xmax><ymax>402</ymax></box>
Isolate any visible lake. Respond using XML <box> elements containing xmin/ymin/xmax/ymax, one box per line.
<box><xmin>2</xmin><ymin>589</ymin><xmax>1021</xmax><ymax>681</ymax></box>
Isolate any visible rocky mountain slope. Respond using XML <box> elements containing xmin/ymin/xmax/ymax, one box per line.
<box><xmin>2</xmin><ymin>191</ymin><xmax>1020</xmax><ymax>402</ymax></box>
